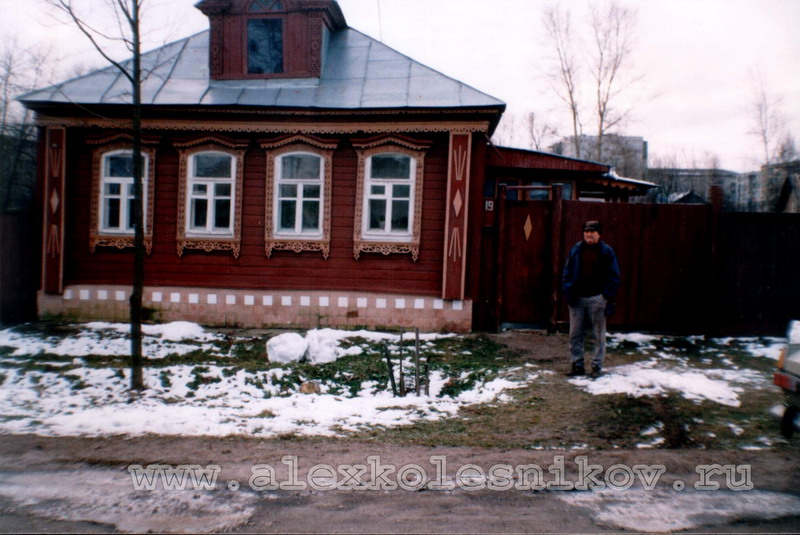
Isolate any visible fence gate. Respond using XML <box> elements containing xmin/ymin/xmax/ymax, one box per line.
<box><xmin>495</xmin><ymin>190</ymin><xmax>553</xmax><ymax>329</ymax></box>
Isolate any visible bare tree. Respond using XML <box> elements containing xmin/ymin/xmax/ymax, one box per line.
<box><xmin>542</xmin><ymin>4</ymin><xmax>582</xmax><ymax>158</ymax></box>
<box><xmin>526</xmin><ymin>111</ymin><xmax>558</xmax><ymax>151</ymax></box>
<box><xmin>749</xmin><ymin>72</ymin><xmax>789</xmax><ymax>167</ymax></box>
<box><xmin>45</xmin><ymin>0</ymin><xmax>146</xmax><ymax>392</ymax></box>
<box><xmin>542</xmin><ymin>2</ymin><xmax>640</xmax><ymax>163</ymax></box>
<box><xmin>588</xmin><ymin>1</ymin><xmax>637</xmax><ymax>162</ymax></box>
<box><xmin>0</xmin><ymin>38</ymin><xmax>53</xmax><ymax>212</ymax></box>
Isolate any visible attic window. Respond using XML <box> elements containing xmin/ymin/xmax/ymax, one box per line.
<box><xmin>250</xmin><ymin>0</ymin><xmax>284</xmax><ymax>11</ymax></box>
<box><xmin>247</xmin><ymin>18</ymin><xmax>284</xmax><ymax>74</ymax></box>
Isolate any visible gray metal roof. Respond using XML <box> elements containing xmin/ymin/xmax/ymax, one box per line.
<box><xmin>20</xmin><ymin>28</ymin><xmax>505</xmax><ymax>111</ymax></box>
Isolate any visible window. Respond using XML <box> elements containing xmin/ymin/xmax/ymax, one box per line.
<box><xmin>175</xmin><ymin>139</ymin><xmax>246</xmax><ymax>258</ymax></box>
<box><xmin>89</xmin><ymin>140</ymin><xmax>156</xmax><ymax>254</ymax></box>
<box><xmin>262</xmin><ymin>136</ymin><xmax>337</xmax><ymax>258</ymax></box>
<box><xmin>187</xmin><ymin>152</ymin><xmax>235</xmax><ymax>235</ymax></box>
<box><xmin>275</xmin><ymin>153</ymin><xmax>323</xmax><ymax>237</ymax></box>
<box><xmin>352</xmin><ymin>138</ymin><xmax>429</xmax><ymax>261</ymax></box>
<box><xmin>363</xmin><ymin>154</ymin><xmax>414</xmax><ymax>238</ymax></box>
<box><xmin>99</xmin><ymin>151</ymin><xmax>146</xmax><ymax>234</ymax></box>
<box><xmin>247</xmin><ymin>18</ymin><xmax>283</xmax><ymax>74</ymax></box>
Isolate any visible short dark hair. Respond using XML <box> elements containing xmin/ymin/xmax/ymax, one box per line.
<box><xmin>583</xmin><ymin>220</ymin><xmax>602</xmax><ymax>233</ymax></box>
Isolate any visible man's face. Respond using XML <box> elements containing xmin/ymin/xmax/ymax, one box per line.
<box><xmin>583</xmin><ymin>230</ymin><xmax>600</xmax><ymax>245</ymax></box>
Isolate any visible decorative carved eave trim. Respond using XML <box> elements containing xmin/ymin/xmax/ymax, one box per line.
<box><xmin>260</xmin><ymin>133</ymin><xmax>338</xmax><ymax>150</ymax></box>
<box><xmin>585</xmin><ymin>176</ymin><xmax>645</xmax><ymax>192</ymax></box>
<box><xmin>89</xmin><ymin>143</ymin><xmax>156</xmax><ymax>255</ymax></box>
<box><xmin>85</xmin><ymin>132</ymin><xmax>161</xmax><ymax>146</ymax></box>
<box><xmin>35</xmin><ymin>116</ymin><xmax>492</xmax><ymax>135</ymax></box>
<box><xmin>173</xmin><ymin>134</ymin><xmax>250</xmax><ymax>149</ymax></box>
<box><xmin>264</xmin><ymin>138</ymin><xmax>335</xmax><ymax>259</ymax></box>
<box><xmin>351</xmin><ymin>134</ymin><xmax>433</xmax><ymax>151</ymax></box>
<box><xmin>176</xmin><ymin>142</ymin><xmax>247</xmax><ymax>258</ymax></box>
<box><xmin>353</xmin><ymin>141</ymin><xmax>427</xmax><ymax>262</ymax></box>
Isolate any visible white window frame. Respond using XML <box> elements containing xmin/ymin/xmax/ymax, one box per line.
<box><xmin>98</xmin><ymin>150</ymin><xmax>149</xmax><ymax>235</ymax></box>
<box><xmin>361</xmin><ymin>153</ymin><xmax>416</xmax><ymax>242</ymax></box>
<box><xmin>88</xmin><ymin>139</ymin><xmax>157</xmax><ymax>254</ymax></box>
<box><xmin>185</xmin><ymin>151</ymin><xmax>237</xmax><ymax>237</ymax></box>
<box><xmin>352</xmin><ymin>138</ymin><xmax>428</xmax><ymax>261</ymax></box>
<box><xmin>273</xmin><ymin>151</ymin><xmax>324</xmax><ymax>239</ymax></box>
<box><xmin>262</xmin><ymin>136</ymin><xmax>337</xmax><ymax>259</ymax></box>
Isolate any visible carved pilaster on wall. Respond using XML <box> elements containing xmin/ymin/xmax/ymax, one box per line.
<box><xmin>442</xmin><ymin>132</ymin><xmax>473</xmax><ymax>300</ymax></box>
<box><xmin>308</xmin><ymin>14</ymin><xmax>323</xmax><ymax>77</ymax></box>
<box><xmin>210</xmin><ymin>15</ymin><xmax>224</xmax><ymax>78</ymax></box>
<box><xmin>43</xmin><ymin>127</ymin><xmax>66</xmax><ymax>294</ymax></box>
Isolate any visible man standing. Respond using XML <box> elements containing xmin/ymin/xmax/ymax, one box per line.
<box><xmin>561</xmin><ymin>220</ymin><xmax>621</xmax><ymax>378</ymax></box>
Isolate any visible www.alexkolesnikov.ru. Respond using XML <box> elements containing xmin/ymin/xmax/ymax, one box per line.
<box><xmin>127</xmin><ymin>455</ymin><xmax>752</xmax><ymax>492</ymax></box>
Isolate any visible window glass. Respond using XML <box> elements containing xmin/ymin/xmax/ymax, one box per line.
<box><xmin>106</xmin><ymin>154</ymin><xmax>134</xmax><ymax>177</ymax></box>
<box><xmin>214</xmin><ymin>199</ymin><xmax>231</xmax><ymax>228</ymax></box>
<box><xmin>104</xmin><ymin>198</ymin><xmax>120</xmax><ymax>229</ymax></box>
<box><xmin>279</xmin><ymin>201</ymin><xmax>295</xmax><ymax>230</ymax></box>
<box><xmin>194</xmin><ymin>153</ymin><xmax>232</xmax><ymax>178</ymax></box>
<box><xmin>301</xmin><ymin>200</ymin><xmax>319</xmax><ymax>230</ymax></box>
<box><xmin>100</xmin><ymin>151</ymin><xmax>147</xmax><ymax>234</ymax></box>
<box><xmin>282</xmin><ymin>154</ymin><xmax>321</xmax><ymax>179</ymax></box>
<box><xmin>187</xmin><ymin>152</ymin><xmax>235</xmax><ymax>235</ymax></box>
<box><xmin>275</xmin><ymin>152</ymin><xmax>323</xmax><ymax>236</ymax></box>
<box><xmin>391</xmin><ymin>200</ymin><xmax>409</xmax><ymax>231</ymax></box>
<box><xmin>363</xmin><ymin>153</ymin><xmax>415</xmax><ymax>237</ymax></box>
<box><xmin>371</xmin><ymin>154</ymin><xmax>410</xmax><ymax>179</ymax></box>
<box><xmin>247</xmin><ymin>19</ymin><xmax>283</xmax><ymax>74</ymax></box>
<box><xmin>369</xmin><ymin>199</ymin><xmax>386</xmax><ymax>230</ymax></box>
<box><xmin>192</xmin><ymin>199</ymin><xmax>208</xmax><ymax>228</ymax></box>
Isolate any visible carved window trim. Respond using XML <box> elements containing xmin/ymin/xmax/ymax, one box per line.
<box><xmin>352</xmin><ymin>137</ymin><xmax>430</xmax><ymax>261</ymax></box>
<box><xmin>175</xmin><ymin>138</ymin><xmax>247</xmax><ymax>258</ymax></box>
<box><xmin>262</xmin><ymin>135</ymin><xmax>337</xmax><ymax>259</ymax></box>
<box><xmin>89</xmin><ymin>143</ymin><xmax>156</xmax><ymax>254</ymax></box>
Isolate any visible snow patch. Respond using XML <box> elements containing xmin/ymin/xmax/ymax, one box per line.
<box><xmin>559</xmin><ymin>488</ymin><xmax>800</xmax><ymax>532</ymax></box>
<box><xmin>266</xmin><ymin>332</ymin><xmax>307</xmax><ymax>364</ymax></box>
<box><xmin>570</xmin><ymin>359</ymin><xmax>764</xmax><ymax>407</ymax></box>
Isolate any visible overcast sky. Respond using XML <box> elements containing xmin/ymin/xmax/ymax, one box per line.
<box><xmin>2</xmin><ymin>0</ymin><xmax>798</xmax><ymax>172</ymax></box>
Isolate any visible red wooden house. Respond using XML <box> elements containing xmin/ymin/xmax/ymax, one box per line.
<box><xmin>21</xmin><ymin>0</ymin><xmax>649</xmax><ymax>332</ymax></box>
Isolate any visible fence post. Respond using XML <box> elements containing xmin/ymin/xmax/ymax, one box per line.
<box><xmin>549</xmin><ymin>184</ymin><xmax>564</xmax><ymax>332</ymax></box>
<box><xmin>494</xmin><ymin>185</ymin><xmax>508</xmax><ymax>332</ymax></box>
<box><xmin>709</xmin><ymin>185</ymin><xmax>724</xmax><ymax>335</ymax></box>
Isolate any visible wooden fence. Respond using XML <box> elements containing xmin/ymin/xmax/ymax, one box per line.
<box><xmin>481</xmin><ymin>186</ymin><xmax>800</xmax><ymax>336</ymax></box>
<box><xmin>0</xmin><ymin>211</ymin><xmax>39</xmax><ymax>325</ymax></box>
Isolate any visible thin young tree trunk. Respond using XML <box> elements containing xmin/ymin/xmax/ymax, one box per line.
<box><xmin>129</xmin><ymin>0</ymin><xmax>145</xmax><ymax>391</ymax></box>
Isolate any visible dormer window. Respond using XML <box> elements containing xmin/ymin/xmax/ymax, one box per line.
<box><xmin>247</xmin><ymin>0</ymin><xmax>285</xmax><ymax>74</ymax></box>
<box><xmin>198</xmin><ymin>0</ymin><xmax>346</xmax><ymax>81</ymax></box>
<box><xmin>247</xmin><ymin>19</ymin><xmax>283</xmax><ymax>74</ymax></box>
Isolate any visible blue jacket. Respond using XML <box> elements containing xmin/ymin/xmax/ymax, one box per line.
<box><xmin>561</xmin><ymin>241</ymin><xmax>621</xmax><ymax>307</ymax></box>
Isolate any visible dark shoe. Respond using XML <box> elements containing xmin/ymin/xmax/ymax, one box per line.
<box><xmin>590</xmin><ymin>366</ymin><xmax>602</xmax><ymax>379</ymax></box>
<box><xmin>566</xmin><ymin>363</ymin><xmax>585</xmax><ymax>377</ymax></box>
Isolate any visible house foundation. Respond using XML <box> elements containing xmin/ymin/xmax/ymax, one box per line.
<box><xmin>38</xmin><ymin>286</ymin><xmax>472</xmax><ymax>332</ymax></box>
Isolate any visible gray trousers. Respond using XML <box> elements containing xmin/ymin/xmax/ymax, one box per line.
<box><xmin>568</xmin><ymin>294</ymin><xmax>607</xmax><ymax>369</ymax></box>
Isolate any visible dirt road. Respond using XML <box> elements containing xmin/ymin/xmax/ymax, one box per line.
<box><xmin>1</xmin><ymin>433</ymin><xmax>799</xmax><ymax>533</ymax></box>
